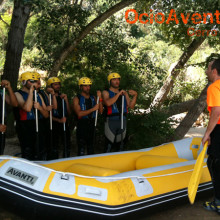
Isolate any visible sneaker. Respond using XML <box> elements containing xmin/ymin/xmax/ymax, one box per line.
<box><xmin>203</xmin><ymin>201</ymin><xmax>220</xmax><ymax>213</ymax></box>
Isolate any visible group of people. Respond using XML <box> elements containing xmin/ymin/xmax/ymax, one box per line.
<box><xmin>0</xmin><ymin>71</ymin><xmax>137</xmax><ymax>160</ymax></box>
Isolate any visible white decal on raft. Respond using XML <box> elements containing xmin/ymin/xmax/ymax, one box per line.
<box><xmin>78</xmin><ymin>185</ymin><xmax>108</xmax><ymax>201</ymax></box>
<box><xmin>131</xmin><ymin>178</ymin><xmax>153</xmax><ymax>197</ymax></box>
<box><xmin>49</xmin><ymin>173</ymin><xmax>75</xmax><ymax>195</ymax></box>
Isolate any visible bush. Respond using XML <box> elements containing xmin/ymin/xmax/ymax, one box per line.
<box><xmin>125</xmin><ymin>109</ymin><xmax>177</xmax><ymax>150</ymax></box>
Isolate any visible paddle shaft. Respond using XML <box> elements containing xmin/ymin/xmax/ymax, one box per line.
<box><xmin>119</xmin><ymin>95</ymin><xmax>124</xmax><ymax>151</ymax></box>
<box><xmin>95</xmin><ymin>97</ymin><xmax>99</xmax><ymax>127</ymax></box>
<box><xmin>93</xmin><ymin>97</ymin><xmax>99</xmax><ymax>149</ymax></box>
<box><xmin>62</xmin><ymin>98</ymin><xmax>67</xmax><ymax>157</ymax></box>
<box><xmin>1</xmin><ymin>87</ymin><xmax>5</xmax><ymax>128</ymax></box>
<box><xmin>34</xmin><ymin>89</ymin><xmax>40</xmax><ymax>159</ymax></box>
<box><xmin>0</xmin><ymin>87</ymin><xmax>5</xmax><ymax>154</ymax></box>
<box><xmin>34</xmin><ymin>90</ymin><xmax>39</xmax><ymax>132</ymax></box>
<box><xmin>49</xmin><ymin>94</ymin><xmax>53</xmax><ymax>150</ymax></box>
<box><xmin>49</xmin><ymin>94</ymin><xmax>52</xmax><ymax>130</ymax></box>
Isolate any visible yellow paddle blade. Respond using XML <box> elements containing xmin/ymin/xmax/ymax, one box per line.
<box><xmin>188</xmin><ymin>142</ymin><xmax>208</xmax><ymax>204</ymax></box>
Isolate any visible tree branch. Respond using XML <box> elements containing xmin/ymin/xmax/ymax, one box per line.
<box><xmin>161</xmin><ymin>99</ymin><xmax>197</xmax><ymax>117</ymax></box>
<box><xmin>151</xmin><ymin>37</ymin><xmax>206</xmax><ymax>109</ymax></box>
<box><xmin>172</xmin><ymin>83</ymin><xmax>210</xmax><ymax>141</ymax></box>
<box><xmin>49</xmin><ymin>0</ymin><xmax>140</xmax><ymax>76</ymax></box>
<box><xmin>0</xmin><ymin>15</ymin><xmax>9</xmax><ymax>27</ymax></box>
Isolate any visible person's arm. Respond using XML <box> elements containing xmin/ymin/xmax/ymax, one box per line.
<box><xmin>35</xmin><ymin>95</ymin><xmax>49</xmax><ymax>118</ymax></box>
<box><xmin>73</xmin><ymin>96</ymin><xmax>99</xmax><ymax>118</ymax></box>
<box><xmin>15</xmin><ymin>86</ymin><xmax>34</xmax><ymax>112</ymax></box>
<box><xmin>60</xmin><ymin>94</ymin><xmax>71</xmax><ymax>116</ymax></box>
<box><xmin>102</xmin><ymin>90</ymin><xmax>125</xmax><ymax>107</ymax></box>
<box><xmin>52</xmin><ymin>116</ymin><xmax>66</xmax><ymax>123</ymax></box>
<box><xmin>2</xmin><ymin>80</ymin><xmax>18</xmax><ymax>107</ymax></box>
<box><xmin>123</xmin><ymin>91</ymin><xmax>131</xmax><ymax>108</ymax></box>
<box><xmin>128</xmin><ymin>90</ymin><xmax>138</xmax><ymax>109</ymax></box>
<box><xmin>202</xmin><ymin>106</ymin><xmax>220</xmax><ymax>146</ymax></box>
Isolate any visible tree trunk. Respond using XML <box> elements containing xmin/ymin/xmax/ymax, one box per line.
<box><xmin>162</xmin><ymin>99</ymin><xmax>196</xmax><ymax>117</ymax></box>
<box><xmin>49</xmin><ymin>0</ymin><xmax>139</xmax><ymax>77</ymax></box>
<box><xmin>0</xmin><ymin>0</ymin><xmax>5</xmax><ymax>7</ymax></box>
<box><xmin>151</xmin><ymin>37</ymin><xmax>206</xmax><ymax>109</ymax></box>
<box><xmin>172</xmin><ymin>83</ymin><xmax>210</xmax><ymax>141</ymax></box>
<box><xmin>2</xmin><ymin>0</ymin><xmax>31</xmax><ymax>90</ymax></box>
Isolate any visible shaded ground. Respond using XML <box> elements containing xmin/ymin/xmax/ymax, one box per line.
<box><xmin>1</xmin><ymin>127</ymin><xmax>219</xmax><ymax>219</ymax></box>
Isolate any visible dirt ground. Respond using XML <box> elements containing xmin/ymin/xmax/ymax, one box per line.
<box><xmin>0</xmin><ymin>127</ymin><xmax>220</xmax><ymax>219</ymax></box>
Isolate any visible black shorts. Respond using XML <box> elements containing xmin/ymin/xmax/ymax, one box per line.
<box><xmin>208</xmin><ymin>124</ymin><xmax>220</xmax><ymax>158</ymax></box>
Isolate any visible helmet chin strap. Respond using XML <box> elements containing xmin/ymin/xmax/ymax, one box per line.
<box><xmin>22</xmin><ymin>80</ymin><xmax>27</xmax><ymax>86</ymax></box>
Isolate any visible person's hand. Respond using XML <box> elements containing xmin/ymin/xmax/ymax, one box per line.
<box><xmin>59</xmin><ymin>117</ymin><xmax>66</xmax><ymax>123</ymax></box>
<box><xmin>202</xmin><ymin>133</ymin><xmax>210</xmax><ymax>146</ymax></box>
<box><xmin>1</xmin><ymin>80</ymin><xmax>11</xmax><ymax>89</ymax></box>
<box><xmin>119</xmin><ymin>90</ymin><xmax>127</xmax><ymax>96</ymax></box>
<box><xmin>33</xmin><ymin>82</ymin><xmax>39</xmax><ymax>90</ymax></box>
<box><xmin>128</xmin><ymin>90</ymin><xmax>137</xmax><ymax>96</ymax></box>
<box><xmin>97</xmin><ymin>90</ymin><xmax>102</xmax><ymax>99</ymax></box>
<box><xmin>46</xmin><ymin>88</ymin><xmax>55</xmax><ymax>95</ymax></box>
<box><xmin>34</xmin><ymin>102</ymin><xmax>42</xmax><ymax>110</ymax></box>
<box><xmin>46</xmin><ymin>105</ymin><xmax>53</xmax><ymax>111</ymax></box>
<box><xmin>0</xmin><ymin>124</ymin><xmax>6</xmax><ymax>133</ymax></box>
<box><xmin>30</xmin><ymin>84</ymin><xmax>35</xmax><ymax>93</ymax></box>
<box><xmin>60</xmin><ymin>94</ymin><xmax>67</xmax><ymax>101</ymax></box>
<box><xmin>93</xmin><ymin>104</ymin><xmax>99</xmax><ymax>111</ymax></box>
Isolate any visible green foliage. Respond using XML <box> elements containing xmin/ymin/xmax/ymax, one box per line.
<box><xmin>152</xmin><ymin>0</ymin><xmax>220</xmax><ymax>49</ymax></box>
<box><xmin>125</xmin><ymin>109</ymin><xmax>176</xmax><ymax>149</ymax></box>
<box><xmin>0</xmin><ymin>13</ymin><xmax>11</xmax><ymax>74</ymax></box>
<box><xmin>126</xmin><ymin>30</ymin><xmax>183</xmax><ymax>107</ymax></box>
<box><xmin>165</xmin><ymin>77</ymin><xmax>207</xmax><ymax>105</ymax></box>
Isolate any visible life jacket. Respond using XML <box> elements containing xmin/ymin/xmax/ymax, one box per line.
<box><xmin>77</xmin><ymin>94</ymin><xmax>96</xmax><ymax>120</ymax></box>
<box><xmin>106</xmin><ymin>90</ymin><xmax>127</xmax><ymax>117</ymax></box>
<box><xmin>16</xmin><ymin>90</ymin><xmax>43</xmax><ymax>121</ymax></box>
<box><xmin>38</xmin><ymin>90</ymin><xmax>49</xmax><ymax>106</ymax></box>
<box><xmin>52</xmin><ymin>95</ymin><xmax>68</xmax><ymax>119</ymax></box>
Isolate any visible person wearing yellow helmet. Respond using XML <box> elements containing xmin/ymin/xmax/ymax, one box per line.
<box><xmin>35</xmin><ymin>74</ymin><xmax>57</xmax><ymax>111</ymax></box>
<box><xmin>14</xmin><ymin>71</ymin><xmax>49</xmax><ymax>160</ymax></box>
<box><xmin>102</xmin><ymin>72</ymin><xmax>137</xmax><ymax>152</ymax></box>
<box><xmin>47</xmin><ymin>77</ymin><xmax>61</xmax><ymax>86</ymax></box>
<box><xmin>72</xmin><ymin>77</ymin><xmax>103</xmax><ymax>156</ymax></box>
<box><xmin>47</xmin><ymin>77</ymin><xmax>71</xmax><ymax>158</ymax></box>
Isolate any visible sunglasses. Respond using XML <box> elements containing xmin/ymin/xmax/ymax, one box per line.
<box><xmin>28</xmin><ymin>80</ymin><xmax>38</xmax><ymax>83</ymax></box>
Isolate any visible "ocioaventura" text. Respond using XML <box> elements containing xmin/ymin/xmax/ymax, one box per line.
<box><xmin>125</xmin><ymin>9</ymin><xmax>220</xmax><ymax>37</ymax></box>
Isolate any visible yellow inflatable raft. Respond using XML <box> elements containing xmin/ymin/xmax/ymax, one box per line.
<box><xmin>0</xmin><ymin>137</ymin><xmax>212</xmax><ymax>218</ymax></box>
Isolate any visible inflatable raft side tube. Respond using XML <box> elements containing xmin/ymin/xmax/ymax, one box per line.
<box><xmin>64</xmin><ymin>164</ymin><xmax>120</xmax><ymax>177</ymax></box>
<box><xmin>0</xmin><ymin>176</ymin><xmax>213</xmax><ymax>217</ymax></box>
<box><xmin>135</xmin><ymin>156</ymin><xmax>188</xmax><ymax>170</ymax></box>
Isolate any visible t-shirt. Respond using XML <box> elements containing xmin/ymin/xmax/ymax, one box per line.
<box><xmin>207</xmin><ymin>79</ymin><xmax>220</xmax><ymax>124</ymax></box>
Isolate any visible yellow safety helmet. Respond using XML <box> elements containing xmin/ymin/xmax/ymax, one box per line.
<box><xmin>20</xmin><ymin>71</ymin><xmax>39</xmax><ymax>81</ymax></box>
<box><xmin>107</xmin><ymin>73</ymin><xmax>121</xmax><ymax>82</ymax></box>
<box><xmin>78</xmin><ymin>77</ymin><xmax>92</xmax><ymax>86</ymax></box>
<box><xmin>47</xmin><ymin>77</ymin><xmax>61</xmax><ymax>86</ymax></box>
<box><xmin>35</xmin><ymin>72</ymin><xmax>41</xmax><ymax>80</ymax></box>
